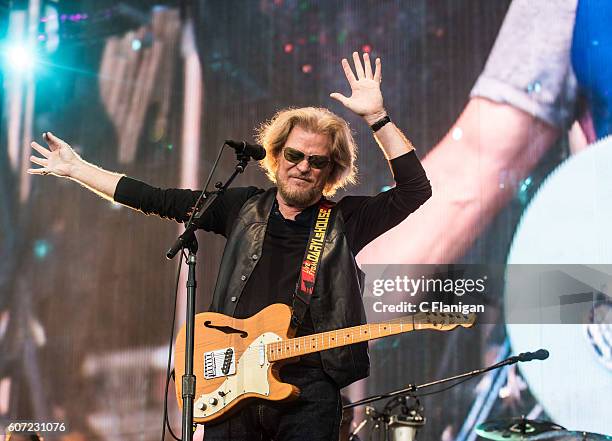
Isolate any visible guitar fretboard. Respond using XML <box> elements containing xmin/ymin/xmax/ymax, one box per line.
<box><xmin>267</xmin><ymin>313</ymin><xmax>471</xmax><ymax>362</ymax></box>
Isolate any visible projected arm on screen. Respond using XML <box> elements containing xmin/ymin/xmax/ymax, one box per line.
<box><xmin>28</xmin><ymin>132</ymin><xmax>123</xmax><ymax>201</ymax></box>
<box><xmin>356</xmin><ymin>0</ymin><xmax>581</xmax><ymax>265</ymax></box>
<box><xmin>356</xmin><ymin>98</ymin><xmax>559</xmax><ymax>264</ymax></box>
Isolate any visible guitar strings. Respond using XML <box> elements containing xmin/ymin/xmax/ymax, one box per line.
<box><xmin>196</xmin><ymin>313</ymin><xmax>470</xmax><ymax>364</ymax></box>
<box><xmin>196</xmin><ymin>319</ymin><xmax>436</xmax><ymax>363</ymax></box>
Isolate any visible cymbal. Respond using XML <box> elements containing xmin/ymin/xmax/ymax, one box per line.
<box><xmin>476</xmin><ymin>418</ymin><xmax>565</xmax><ymax>440</ymax></box>
<box><xmin>532</xmin><ymin>431</ymin><xmax>612</xmax><ymax>440</ymax></box>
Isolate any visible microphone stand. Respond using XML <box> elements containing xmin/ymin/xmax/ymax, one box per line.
<box><xmin>166</xmin><ymin>149</ymin><xmax>252</xmax><ymax>441</ymax></box>
<box><xmin>345</xmin><ymin>352</ymin><xmax>547</xmax><ymax>440</ymax></box>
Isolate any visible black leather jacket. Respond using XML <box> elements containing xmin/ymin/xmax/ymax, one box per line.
<box><xmin>209</xmin><ymin>188</ymin><xmax>369</xmax><ymax>388</ymax></box>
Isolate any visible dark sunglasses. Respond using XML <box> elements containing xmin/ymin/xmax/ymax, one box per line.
<box><xmin>282</xmin><ymin>147</ymin><xmax>331</xmax><ymax>169</ymax></box>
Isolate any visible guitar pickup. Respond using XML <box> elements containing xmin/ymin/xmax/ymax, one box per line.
<box><xmin>203</xmin><ymin>347</ymin><xmax>236</xmax><ymax>379</ymax></box>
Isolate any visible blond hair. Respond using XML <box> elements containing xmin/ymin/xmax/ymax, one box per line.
<box><xmin>256</xmin><ymin>107</ymin><xmax>358</xmax><ymax>196</ymax></box>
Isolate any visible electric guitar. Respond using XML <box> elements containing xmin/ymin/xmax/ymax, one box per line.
<box><xmin>174</xmin><ymin>303</ymin><xmax>475</xmax><ymax>424</ymax></box>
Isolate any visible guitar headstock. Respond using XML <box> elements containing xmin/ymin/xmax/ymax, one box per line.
<box><xmin>417</xmin><ymin>311</ymin><xmax>477</xmax><ymax>330</ymax></box>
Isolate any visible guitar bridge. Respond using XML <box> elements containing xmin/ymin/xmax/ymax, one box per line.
<box><xmin>203</xmin><ymin>347</ymin><xmax>236</xmax><ymax>379</ymax></box>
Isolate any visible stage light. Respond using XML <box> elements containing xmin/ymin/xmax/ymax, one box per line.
<box><xmin>517</xmin><ymin>176</ymin><xmax>532</xmax><ymax>204</ymax></box>
<box><xmin>131</xmin><ymin>38</ymin><xmax>142</xmax><ymax>51</ymax></box>
<box><xmin>451</xmin><ymin>127</ymin><xmax>463</xmax><ymax>140</ymax></box>
<box><xmin>526</xmin><ymin>81</ymin><xmax>541</xmax><ymax>94</ymax></box>
<box><xmin>33</xmin><ymin>240</ymin><xmax>51</xmax><ymax>260</ymax></box>
<box><xmin>3</xmin><ymin>42</ymin><xmax>36</xmax><ymax>72</ymax></box>
<box><xmin>518</xmin><ymin>176</ymin><xmax>532</xmax><ymax>194</ymax></box>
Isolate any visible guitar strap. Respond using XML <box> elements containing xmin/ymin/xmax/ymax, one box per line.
<box><xmin>290</xmin><ymin>199</ymin><xmax>335</xmax><ymax>334</ymax></box>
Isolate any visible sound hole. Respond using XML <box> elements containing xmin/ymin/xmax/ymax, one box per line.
<box><xmin>203</xmin><ymin>321</ymin><xmax>248</xmax><ymax>338</ymax></box>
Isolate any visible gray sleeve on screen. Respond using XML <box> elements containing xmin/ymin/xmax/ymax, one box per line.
<box><xmin>470</xmin><ymin>0</ymin><xmax>579</xmax><ymax>129</ymax></box>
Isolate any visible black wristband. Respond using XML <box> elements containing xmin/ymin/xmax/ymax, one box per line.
<box><xmin>370</xmin><ymin>115</ymin><xmax>391</xmax><ymax>132</ymax></box>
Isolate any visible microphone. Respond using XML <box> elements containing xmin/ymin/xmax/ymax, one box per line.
<box><xmin>225</xmin><ymin>140</ymin><xmax>266</xmax><ymax>160</ymax></box>
<box><xmin>516</xmin><ymin>349</ymin><xmax>549</xmax><ymax>362</ymax></box>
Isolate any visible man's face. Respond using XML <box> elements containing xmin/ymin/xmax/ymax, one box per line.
<box><xmin>275</xmin><ymin>126</ymin><xmax>332</xmax><ymax>208</ymax></box>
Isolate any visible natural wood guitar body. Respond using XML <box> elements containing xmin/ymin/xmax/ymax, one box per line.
<box><xmin>175</xmin><ymin>303</ymin><xmax>299</xmax><ymax>424</ymax></box>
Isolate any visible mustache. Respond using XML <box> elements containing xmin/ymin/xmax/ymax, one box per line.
<box><xmin>289</xmin><ymin>174</ymin><xmax>312</xmax><ymax>182</ymax></box>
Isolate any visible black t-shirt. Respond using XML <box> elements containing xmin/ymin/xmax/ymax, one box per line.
<box><xmin>114</xmin><ymin>151</ymin><xmax>431</xmax><ymax>363</ymax></box>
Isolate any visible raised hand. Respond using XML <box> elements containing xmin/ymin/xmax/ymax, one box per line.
<box><xmin>330</xmin><ymin>52</ymin><xmax>385</xmax><ymax>124</ymax></box>
<box><xmin>28</xmin><ymin>132</ymin><xmax>81</xmax><ymax>177</ymax></box>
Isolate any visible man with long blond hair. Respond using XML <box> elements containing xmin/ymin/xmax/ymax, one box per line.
<box><xmin>29</xmin><ymin>52</ymin><xmax>431</xmax><ymax>440</ymax></box>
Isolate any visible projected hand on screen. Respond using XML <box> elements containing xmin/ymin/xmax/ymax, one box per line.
<box><xmin>28</xmin><ymin>132</ymin><xmax>80</xmax><ymax>178</ymax></box>
<box><xmin>330</xmin><ymin>51</ymin><xmax>385</xmax><ymax>125</ymax></box>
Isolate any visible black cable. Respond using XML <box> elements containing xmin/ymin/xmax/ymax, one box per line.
<box><xmin>160</xmin><ymin>251</ymin><xmax>184</xmax><ymax>441</ymax></box>
<box><xmin>164</xmin><ymin>370</ymin><xmax>181</xmax><ymax>441</ymax></box>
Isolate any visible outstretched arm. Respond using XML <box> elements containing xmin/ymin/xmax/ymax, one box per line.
<box><xmin>356</xmin><ymin>97</ymin><xmax>559</xmax><ymax>264</ymax></box>
<box><xmin>28</xmin><ymin>132</ymin><xmax>123</xmax><ymax>201</ymax></box>
<box><xmin>29</xmin><ymin>132</ymin><xmax>255</xmax><ymax>235</ymax></box>
<box><xmin>330</xmin><ymin>51</ymin><xmax>414</xmax><ymax>160</ymax></box>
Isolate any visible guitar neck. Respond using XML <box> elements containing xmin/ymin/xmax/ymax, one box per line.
<box><xmin>267</xmin><ymin>312</ymin><xmax>473</xmax><ymax>362</ymax></box>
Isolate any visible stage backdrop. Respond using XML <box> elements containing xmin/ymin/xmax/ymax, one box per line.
<box><xmin>1</xmin><ymin>1</ymin><xmax>610</xmax><ymax>440</ymax></box>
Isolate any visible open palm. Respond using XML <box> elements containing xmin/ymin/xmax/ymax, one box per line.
<box><xmin>330</xmin><ymin>52</ymin><xmax>384</xmax><ymax>119</ymax></box>
<box><xmin>28</xmin><ymin>132</ymin><xmax>80</xmax><ymax>177</ymax></box>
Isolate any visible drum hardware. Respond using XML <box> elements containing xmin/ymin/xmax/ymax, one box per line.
<box><xmin>345</xmin><ymin>349</ymin><xmax>548</xmax><ymax>440</ymax></box>
<box><xmin>531</xmin><ymin>430</ymin><xmax>612</xmax><ymax>440</ymax></box>
<box><xmin>475</xmin><ymin>416</ymin><xmax>565</xmax><ymax>440</ymax></box>
<box><xmin>349</xmin><ymin>396</ymin><xmax>424</xmax><ymax>441</ymax></box>
<box><xmin>476</xmin><ymin>417</ymin><xmax>612</xmax><ymax>441</ymax></box>
<box><xmin>385</xmin><ymin>396</ymin><xmax>425</xmax><ymax>441</ymax></box>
